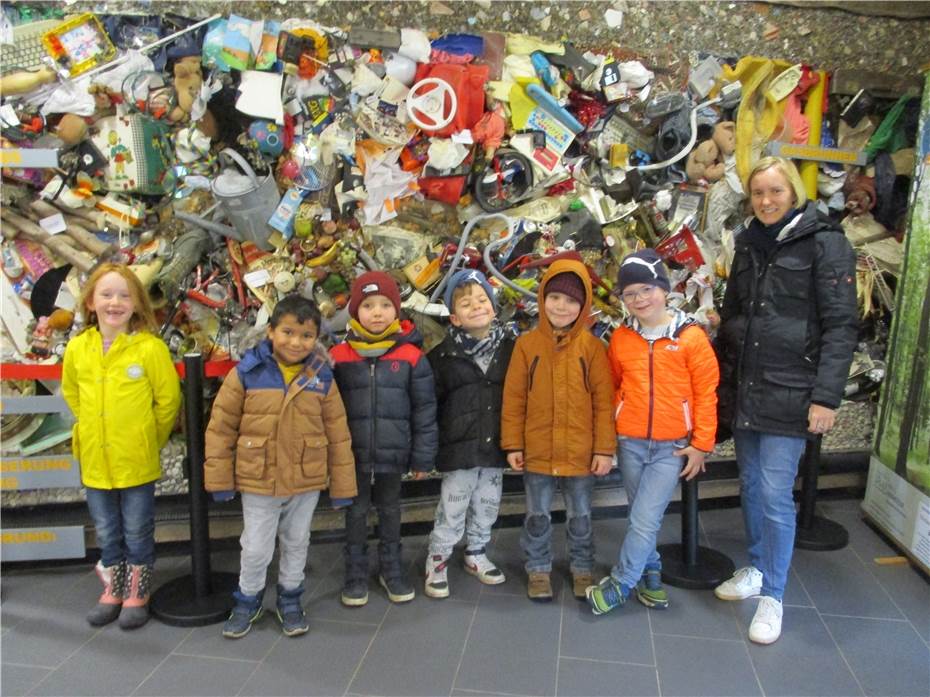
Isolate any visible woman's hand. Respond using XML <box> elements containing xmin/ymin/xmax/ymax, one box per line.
<box><xmin>808</xmin><ymin>404</ymin><xmax>837</xmax><ymax>434</ymax></box>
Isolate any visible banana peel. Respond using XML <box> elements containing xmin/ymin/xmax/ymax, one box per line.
<box><xmin>306</xmin><ymin>240</ymin><xmax>342</xmax><ymax>268</ymax></box>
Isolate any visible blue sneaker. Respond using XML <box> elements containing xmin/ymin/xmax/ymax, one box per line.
<box><xmin>636</xmin><ymin>567</ymin><xmax>669</xmax><ymax>609</ymax></box>
<box><xmin>223</xmin><ymin>588</ymin><xmax>264</xmax><ymax>639</ymax></box>
<box><xmin>585</xmin><ymin>576</ymin><xmax>628</xmax><ymax>616</ymax></box>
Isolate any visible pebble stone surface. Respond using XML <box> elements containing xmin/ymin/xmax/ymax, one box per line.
<box><xmin>1</xmin><ymin>0</ymin><xmax>912</xmax><ymax>506</ymax></box>
<box><xmin>63</xmin><ymin>0</ymin><xmax>930</xmax><ymax>73</ymax></box>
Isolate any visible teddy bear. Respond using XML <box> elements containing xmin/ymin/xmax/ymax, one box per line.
<box><xmin>169</xmin><ymin>56</ymin><xmax>218</xmax><ymax>139</ymax></box>
<box><xmin>686</xmin><ymin>139</ymin><xmax>724</xmax><ymax>183</ymax></box>
<box><xmin>712</xmin><ymin>120</ymin><xmax>736</xmax><ymax>157</ymax></box>
<box><xmin>685</xmin><ymin>121</ymin><xmax>736</xmax><ymax>184</ymax></box>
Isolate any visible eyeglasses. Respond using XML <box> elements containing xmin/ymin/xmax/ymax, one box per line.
<box><xmin>621</xmin><ymin>286</ymin><xmax>658</xmax><ymax>303</ymax></box>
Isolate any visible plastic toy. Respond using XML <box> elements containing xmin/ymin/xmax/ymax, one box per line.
<box><xmin>41</xmin><ymin>13</ymin><xmax>116</xmax><ymax>77</ymax></box>
<box><xmin>406</xmin><ymin>77</ymin><xmax>457</xmax><ymax>131</ymax></box>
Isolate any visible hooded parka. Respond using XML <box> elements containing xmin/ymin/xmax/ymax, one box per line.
<box><xmin>500</xmin><ymin>259</ymin><xmax>616</xmax><ymax>476</ymax></box>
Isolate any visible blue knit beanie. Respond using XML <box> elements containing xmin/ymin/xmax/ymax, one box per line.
<box><xmin>443</xmin><ymin>269</ymin><xmax>496</xmax><ymax>311</ymax></box>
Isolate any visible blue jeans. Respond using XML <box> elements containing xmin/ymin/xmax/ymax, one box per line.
<box><xmin>734</xmin><ymin>429</ymin><xmax>807</xmax><ymax>601</ymax></box>
<box><xmin>612</xmin><ymin>438</ymin><xmax>686</xmax><ymax>589</ymax></box>
<box><xmin>85</xmin><ymin>482</ymin><xmax>156</xmax><ymax>567</ymax></box>
<box><xmin>521</xmin><ymin>472</ymin><xmax>594</xmax><ymax>574</ymax></box>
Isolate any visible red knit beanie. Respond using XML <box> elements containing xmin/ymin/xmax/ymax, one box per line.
<box><xmin>348</xmin><ymin>271</ymin><xmax>402</xmax><ymax>320</ymax></box>
<box><xmin>544</xmin><ymin>271</ymin><xmax>586</xmax><ymax>305</ymax></box>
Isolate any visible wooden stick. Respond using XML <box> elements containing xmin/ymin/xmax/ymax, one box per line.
<box><xmin>45</xmin><ymin>199</ymin><xmax>102</xmax><ymax>226</ymax></box>
<box><xmin>28</xmin><ymin>200</ymin><xmax>113</xmax><ymax>257</ymax></box>
<box><xmin>0</xmin><ymin>209</ymin><xmax>95</xmax><ymax>273</ymax></box>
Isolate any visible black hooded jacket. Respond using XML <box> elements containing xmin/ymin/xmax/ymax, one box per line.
<box><xmin>428</xmin><ymin>332</ymin><xmax>515</xmax><ymax>472</ymax></box>
<box><xmin>717</xmin><ymin>202</ymin><xmax>858</xmax><ymax>438</ymax></box>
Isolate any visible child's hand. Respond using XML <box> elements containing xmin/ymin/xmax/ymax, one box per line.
<box><xmin>675</xmin><ymin>446</ymin><xmax>707</xmax><ymax>481</ymax></box>
<box><xmin>412</xmin><ymin>470</ymin><xmax>430</xmax><ymax>480</ymax></box>
<box><xmin>590</xmin><ymin>454</ymin><xmax>613</xmax><ymax>476</ymax></box>
<box><xmin>507</xmin><ymin>451</ymin><xmax>525</xmax><ymax>471</ymax></box>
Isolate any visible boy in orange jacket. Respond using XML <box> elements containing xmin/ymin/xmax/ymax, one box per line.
<box><xmin>501</xmin><ymin>259</ymin><xmax>615</xmax><ymax>602</ymax></box>
<box><xmin>587</xmin><ymin>249</ymin><xmax>719</xmax><ymax>615</ymax></box>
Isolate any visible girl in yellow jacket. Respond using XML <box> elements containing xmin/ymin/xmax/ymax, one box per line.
<box><xmin>62</xmin><ymin>263</ymin><xmax>181</xmax><ymax>631</ymax></box>
<box><xmin>586</xmin><ymin>250</ymin><xmax>718</xmax><ymax>617</ymax></box>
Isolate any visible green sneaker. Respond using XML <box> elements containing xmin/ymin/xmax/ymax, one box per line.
<box><xmin>585</xmin><ymin>576</ymin><xmax>628</xmax><ymax>616</ymax></box>
<box><xmin>635</xmin><ymin>568</ymin><xmax>669</xmax><ymax>609</ymax></box>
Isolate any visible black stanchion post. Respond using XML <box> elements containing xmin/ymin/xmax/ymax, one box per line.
<box><xmin>150</xmin><ymin>353</ymin><xmax>238</xmax><ymax>626</ymax></box>
<box><xmin>657</xmin><ymin>475</ymin><xmax>735</xmax><ymax>590</ymax></box>
<box><xmin>795</xmin><ymin>434</ymin><xmax>848</xmax><ymax>551</ymax></box>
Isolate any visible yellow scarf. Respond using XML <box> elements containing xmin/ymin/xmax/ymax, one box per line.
<box><xmin>347</xmin><ymin>318</ymin><xmax>401</xmax><ymax>357</ymax></box>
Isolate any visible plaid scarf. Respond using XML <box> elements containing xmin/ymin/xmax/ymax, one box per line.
<box><xmin>346</xmin><ymin>318</ymin><xmax>401</xmax><ymax>357</ymax></box>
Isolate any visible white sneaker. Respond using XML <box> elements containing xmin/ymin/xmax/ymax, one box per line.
<box><xmin>714</xmin><ymin>566</ymin><xmax>763</xmax><ymax>601</ymax></box>
<box><xmin>425</xmin><ymin>555</ymin><xmax>450</xmax><ymax>598</ymax></box>
<box><xmin>749</xmin><ymin>596</ymin><xmax>783</xmax><ymax>644</ymax></box>
<box><xmin>464</xmin><ymin>551</ymin><xmax>506</xmax><ymax>585</ymax></box>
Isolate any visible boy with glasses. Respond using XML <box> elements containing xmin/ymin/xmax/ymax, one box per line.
<box><xmin>586</xmin><ymin>249</ymin><xmax>719</xmax><ymax>614</ymax></box>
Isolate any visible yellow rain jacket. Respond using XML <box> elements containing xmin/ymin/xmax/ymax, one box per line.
<box><xmin>62</xmin><ymin>328</ymin><xmax>181</xmax><ymax>489</ymax></box>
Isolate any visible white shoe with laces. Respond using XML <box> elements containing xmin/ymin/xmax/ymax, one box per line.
<box><xmin>464</xmin><ymin>551</ymin><xmax>505</xmax><ymax>585</ymax></box>
<box><xmin>424</xmin><ymin>555</ymin><xmax>450</xmax><ymax>598</ymax></box>
<box><xmin>714</xmin><ymin>566</ymin><xmax>763</xmax><ymax>601</ymax></box>
<box><xmin>749</xmin><ymin>596</ymin><xmax>783</xmax><ymax>644</ymax></box>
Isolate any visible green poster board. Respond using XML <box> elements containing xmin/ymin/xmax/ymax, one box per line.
<box><xmin>862</xmin><ymin>70</ymin><xmax>930</xmax><ymax>573</ymax></box>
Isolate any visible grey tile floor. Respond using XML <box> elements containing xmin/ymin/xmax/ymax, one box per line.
<box><xmin>2</xmin><ymin>498</ymin><xmax>928</xmax><ymax>697</ymax></box>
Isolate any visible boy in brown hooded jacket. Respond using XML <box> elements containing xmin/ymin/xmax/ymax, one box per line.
<box><xmin>501</xmin><ymin>259</ymin><xmax>615</xmax><ymax>601</ymax></box>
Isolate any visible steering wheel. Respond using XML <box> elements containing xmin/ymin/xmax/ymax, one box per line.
<box><xmin>406</xmin><ymin>77</ymin><xmax>457</xmax><ymax>131</ymax></box>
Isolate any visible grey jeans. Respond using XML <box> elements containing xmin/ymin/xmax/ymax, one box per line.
<box><xmin>428</xmin><ymin>468</ymin><xmax>504</xmax><ymax>558</ymax></box>
<box><xmin>239</xmin><ymin>491</ymin><xmax>320</xmax><ymax>595</ymax></box>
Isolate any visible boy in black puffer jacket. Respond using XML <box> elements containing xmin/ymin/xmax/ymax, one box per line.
<box><xmin>330</xmin><ymin>272</ymin><xmax>438</xmax><ymax>606</ymax></box>
<box><xmin>423</xmin><ymin>270</ymin><xmax>515</xmax><ymax>599</ymax></box>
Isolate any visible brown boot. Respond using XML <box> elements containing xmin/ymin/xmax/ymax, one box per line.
<box><xmin>118</xmin><ymin>564</ymin><xmax>153</xmax><ymax>630</ymax></box>
<box><xmin>527</xmin><ymin>572</ymin><xmax>553</xmax><ymax>602</ymax></box>
<box><xmin>572</xmin><ymin>571</ymin><xmax>595</xmax><ymax>600</ymax></box>
<box><xmin>87</xmin><ymin>561</ymin><xmax>126</xmax><ymax>626</ymax></box>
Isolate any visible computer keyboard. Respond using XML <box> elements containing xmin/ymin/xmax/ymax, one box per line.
<box><xmin>1</xmin><ymin>19</ymin><xmax>62</xmax><ymax>72</ymax></box>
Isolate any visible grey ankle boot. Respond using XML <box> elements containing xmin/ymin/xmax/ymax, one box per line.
<box><xmin>87</xmin><ymin>561</ymin><xmax>127</xmax><ymax>627</ymax></box>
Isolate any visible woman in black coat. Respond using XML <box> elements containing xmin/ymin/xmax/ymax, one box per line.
<box><xmin>714</xmin><ymin>156</ymin><xmax>858</xmax><ymax>645</ymax></box>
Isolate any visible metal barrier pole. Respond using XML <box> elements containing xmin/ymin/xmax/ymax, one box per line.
<box><xmin>150</xmin><ymin>353</ymin><xmax>237</xmax><ymax>626</ymax></box>
<box><xmin>657</xmin><ymin>475</ymin><xmax>735</xmax><ymax>590</ymax></box>
<box><xmin>795</xmin><ymin>434</ymin><xmax>848</xmax><ymax>551</ymax></box>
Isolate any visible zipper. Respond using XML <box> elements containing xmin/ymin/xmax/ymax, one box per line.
<box><xmin>528</xmin><ymin>356</ymin><xmax>540</xmax><ymax>390</ymax></box>
<box><xmin>682</xmin><ymin>399</ymin><xmax>692</xmax><ymax>435</ymax></box>
<box><xmin>614</xmin><ymin>398</ymin><xmax>624</xmax><ymax>422</ymax></box>
<box><xmin>646</xmin><ymin>341</ymin><xmax>655</xmax><ymax>440</ymax></box>
<box><xmin>578</xmin><ymin>357</ymin><xmax>590</xmax><ymax>393</ymax></box>
<box><xmin>369</xmin><ymin>360</ymin><xmax>376</xmax><ymax>484</ymax></box>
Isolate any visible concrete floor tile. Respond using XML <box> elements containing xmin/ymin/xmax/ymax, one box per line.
<box><xmin>654</xmin><ymin>634</ymin><xmax>761</xmax><ymax>697</ymax></box>
<box><xmin>557</xmin><ymin>657</ymin><xmax>659</xmax><ymax>696</ymax></box>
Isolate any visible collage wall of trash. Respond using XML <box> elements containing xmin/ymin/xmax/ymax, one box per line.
<box><xmin>1</xmin><ymin>6</ymin><xmax>917</xmax><ymax>504</ymax></box>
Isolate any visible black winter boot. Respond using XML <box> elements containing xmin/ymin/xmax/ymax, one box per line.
<box><xmin>378</xmin><ymin>542</ymin><xmax>414</xmax><ymax>603</ymax></box>
<box><xmin>341</xmin><ymin>544</ymin><xmax>369</xmax><ymax>607</ymax></box>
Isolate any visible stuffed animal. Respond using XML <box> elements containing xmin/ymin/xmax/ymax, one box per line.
<box><xmin>712</xmin><ymin>121</ymin><xmax>736</xmax><ymax>157</ymax></box>
<box><xmin>686</xmin><ymin>139</ymin><xmax>725</xmax><ymax>183</ymax></box>
<box><xmin>169</xmin><ymin>56</ymin><xmax>218</xmax><ymax>139</ymax></box>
